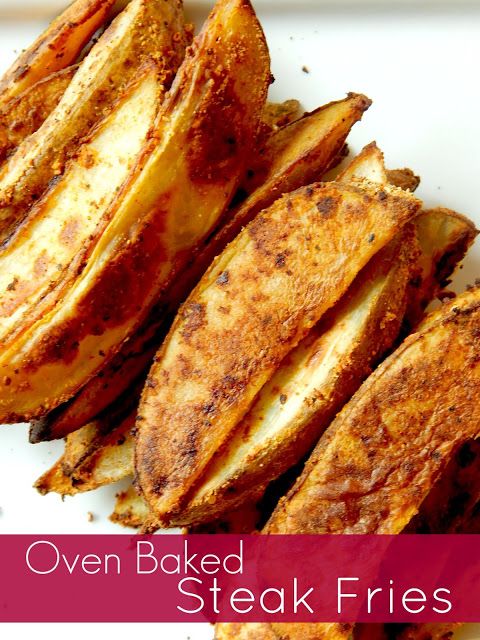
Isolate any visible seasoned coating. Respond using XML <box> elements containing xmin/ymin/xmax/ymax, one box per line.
<box><xmin>31</xmin><ymin>93</ymin><xmax>366</xmax><ymax>442</ymax></box>
<box><xmin>171</xmin><ymin>143</ymin><xmax>418</xmax><ymax>525</ymax></box>
<box><xmin>267</xmin><ymin>286</ymin><xmax>480</xmax><ymax>535</ymax></box>
<box><xmin>0</xmin><ymin>66</ymin><xmax>76</xmax><ymax>164</ymax></box>
<box><xmin>0</xmin><ymin>0</ymin><xmax>115</xmax><ymax>107</ymax></box>
<box><xmin>220</xmin><ymin>288</ymin><xmax>480</xmax><ymax>639</ymax></box>
<box><xmin>110</xmin><ymin>484</ymin><xmax>152</xmax><ymax>529</ymax></box>
<box><xmin>0</xmin><ymin>63</ymin><xmax>163</xmax><ymax>350</ymax></box>
<box><xmin>0</xmin><ymin>0</ymin><xmax>270</xmax><ymax>423</ymax></box>
<box><xmin>0</xmin><ymin>0</ymin><xmax>188</xmax><ymax>242</ymax></box>
<box><xmin>175</xmin><ymin>224</ymin><xmax>419</xmax><ymax>526</ymax></box>
<box><xmin>35</xmin><ymin>411</ymin><xmax>135</xmax><ymax>496</ymax></box>
<box><xmin>136</xmin><ymin>179</ymin><xmax>421</xmax><ymax>523</ymax></box>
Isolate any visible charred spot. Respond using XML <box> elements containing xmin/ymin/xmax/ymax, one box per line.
<box><xmin>145</xmin><ymin>377</ymin><xmax>157</xmax><ymax>389</ymax></box>
<box><xmin>316</xmin><ymin>196</ymin><xmax>336</xmax><ymax>217</ymax></box>
<box><xmin>202</xmin><ymin>402</ymin><xmax>216</xmax><ymax>416</ymax></box>
<box><xmin>275</xmin><ymin>253</ymin><xmax>286</xmax><ymax>268</ymax></box>
<box><xmin>368</xmin><ymin>233</ymin><xmax>375</xmax><ymax>243</ymax></box>
<box><xmin>6</xmin><ymin>277</ymin><xmax>18</xmax><ymax>292</ymax></box>
<box><xmin>117</xmin><ymin>436</ymin><xmax>126</xmax><ymax>446</ymax></box>
<box><xmin>152</xmin><ymin>475</ymin><xmax>169</xmax><ymax>495</ymax></box>
<box><xmin>47</xmin><ymin>173</ymin><xmax>62</xmax><ymax>191</ymax></box>
<box><xmin>182</xmin><ymin>430</ymin><xmax>198</xmax><ymax>459</ymax></box>
<box><xmin>409</xmin><ymin>274</ymin><xmax>422</xmax><ymax>289</ymax></box>
<box><xmin>181</xmin><ymin>302</ymin><xmax>206</xmax><ymax>339</ymax></box>
<box><xmin>279</xmin><ymin>394</ymin><xmax>287</xmax><ymax>405</ymax></box>
<box><xmin>377</xmin><ymin>191</ymin><xmax>387</xmax><ymax>201</ymax></box>
<box><xmin>305</xmin><ymin>186</ymin><xmax>314</xmax><ymax>197</ymax></box>
<box><xmin>216</xmin><ymin>271</ymin><xmax>229</xmax><ymax>286</ymax></box>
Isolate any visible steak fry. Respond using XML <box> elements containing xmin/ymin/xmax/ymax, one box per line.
<box><xmin>0</xmin><ymin>0</ymin><xmax>115</xmax><ymax>107</ymax></box>
<box><xmin>0</xmin><ymin>0</ymin><xmax>270</xmax><ymax>423</ymax></box>
<box><xmin>0</xmin><ymin>65</ymin><xmax>77</xmax><ymax>164</ymax></box>
<box><xmin>136</xmin><ymin>179</ymin><xmax>421</xmax><ymax>524</ymax></box>
<box><xmin>171</xmin><ymin>143</ymin><xmax>417</xmax><ymax>526</ymax></box>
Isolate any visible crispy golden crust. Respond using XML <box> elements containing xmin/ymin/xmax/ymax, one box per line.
<box><xmin>0</xmin><ymin>0</ymin><xmax>115</xmax><ymax>107</ymax></box>
<box><xmin>0</xmin><ymin>66</ymin><xmax>76</xmax><ymax>164</ymax></box>
<box><xmin>174</xmin><ymin>224</ymin><xmax>419</xmax><ymax>526</ymax></box>
<box><xmin>0</xmin><ymin>62</ymin><xmax>163</xmax><ymax>353</ymax></box>
<box><xmin>267</xmin><ymin>287</ymin><xmax>480</xmax><ymax>535</ymax></box>
<box><xmin>29</xmin><ymin>333</ymin><xmax>156</xmax><ymax>443</ymax></box>
<box><xmin>136</xmin><ymin>180</ymin><xmax>420</xmax><ymax>523</ymax></box>
<box><xmin>35</xmin><ymin>411</ymin><xmax>135</xmax><ymax>496</ymax></box>
<box><xmin>0</xmin><ymin>0</ymin><xmax>188</xmax><ymax>242</ymax></box>
<box><xmin>0</xmin><ymin>0</ymin><xmax>270</xmax><ymax>424</ymax></box>
<box><xmin>110</xmin><ymin>484</ymin><xmax>151</xmax><ymax>529</ymax></box>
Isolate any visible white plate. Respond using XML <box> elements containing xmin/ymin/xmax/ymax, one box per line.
<box><xmin>1</xmin><ymin>1</ymin><xmax>480</xmax><ymax>638</ymax></box>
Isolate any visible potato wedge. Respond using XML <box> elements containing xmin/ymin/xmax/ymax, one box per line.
<box><xmin>35</xmin><ymin>411</ymin><xmax>135</xmax><ymax>496</ymax></box>
<box><xmin>30</xmin><ymin>93</ymin><xmax>367</xmax><ymax>442</ymax></box>
<box><xmin>0</xmin><ymin>62</ymin><xmax>163</xmax><ymax>352</ymax></box>
<box><xmin>0</xmin><ymin>0</ymin><xmax>188</xmax><ymax>242</ymax></box>
<box><xmin>0</xmin><ymin>0</ymin><xmax>115</xmax><ymax>107</ymax></box>
<box><xmin>267</xmin><ymin>286</ymin><xmax>480</xmax><ymax>535</ymax></box>
<box><xmin>171</xmin><ymin>144</ymin><xmax>418</xmax><ymax>525</ymax></box>
<box><xmin>0</xmin><ymin>0</ymin><xmax>270</xmax><ymax>424</ymax></box>
<box><xmin>218</xmin><ymin>287</ymin><xmax>480</xmax><ymax>640</ymax></box>
<box><xmin>34</xmin><ymin>459</ymin><xmax>79</xmax><ymax>497</ymax></box>
<box><xmin>175</xmin><ymin>225</ymin><xmax>419</xmax><ymax>526</ymax></box>
<box><xmin>110</xmin><ymin>483</ymin><xmax>152</xmax><ymax>529</ymax></box>
<box><xmin>0</xmin><ymin>65</ymin><xmax>77</xmax><ymax>164</ymax></box>
<box><xmin>136</xmin><ymin>179</ymin><xmax>421</xmax><ymax>523</ymax></box>
<box><xmin>405</xmin><ymin>208</ymin><xmax>478</xmax><ymax>328</ymax></box>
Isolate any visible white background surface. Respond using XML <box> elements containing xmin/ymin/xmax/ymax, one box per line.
<box><xmin>1</xmin><ymin>0</ymin><xmax>480</xmax><ymax>638</ymax></box>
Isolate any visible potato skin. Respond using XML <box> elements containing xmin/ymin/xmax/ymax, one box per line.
<box><xmin>0</xmin><ymin>0</ymin><xmax>270</xmax><ymax>423</ymax></box>
<box><xmin>0</xmin><ymin>0</ymin><xmax>115</xmax><ymax>107</ymax></box>
<box><xmin>136</xmin><ymin>180</ymin><xmax>420</xmax><ymax>523</ymax></box>
<box><xmin>0</xmin><ymin>66</ymin><xmax>76</xmax><ymax>164</ymax></box>
<box><xmin>267</xmin><ymin>287</ymin><xmax>480</xmax><ymax>535</ymax></box>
